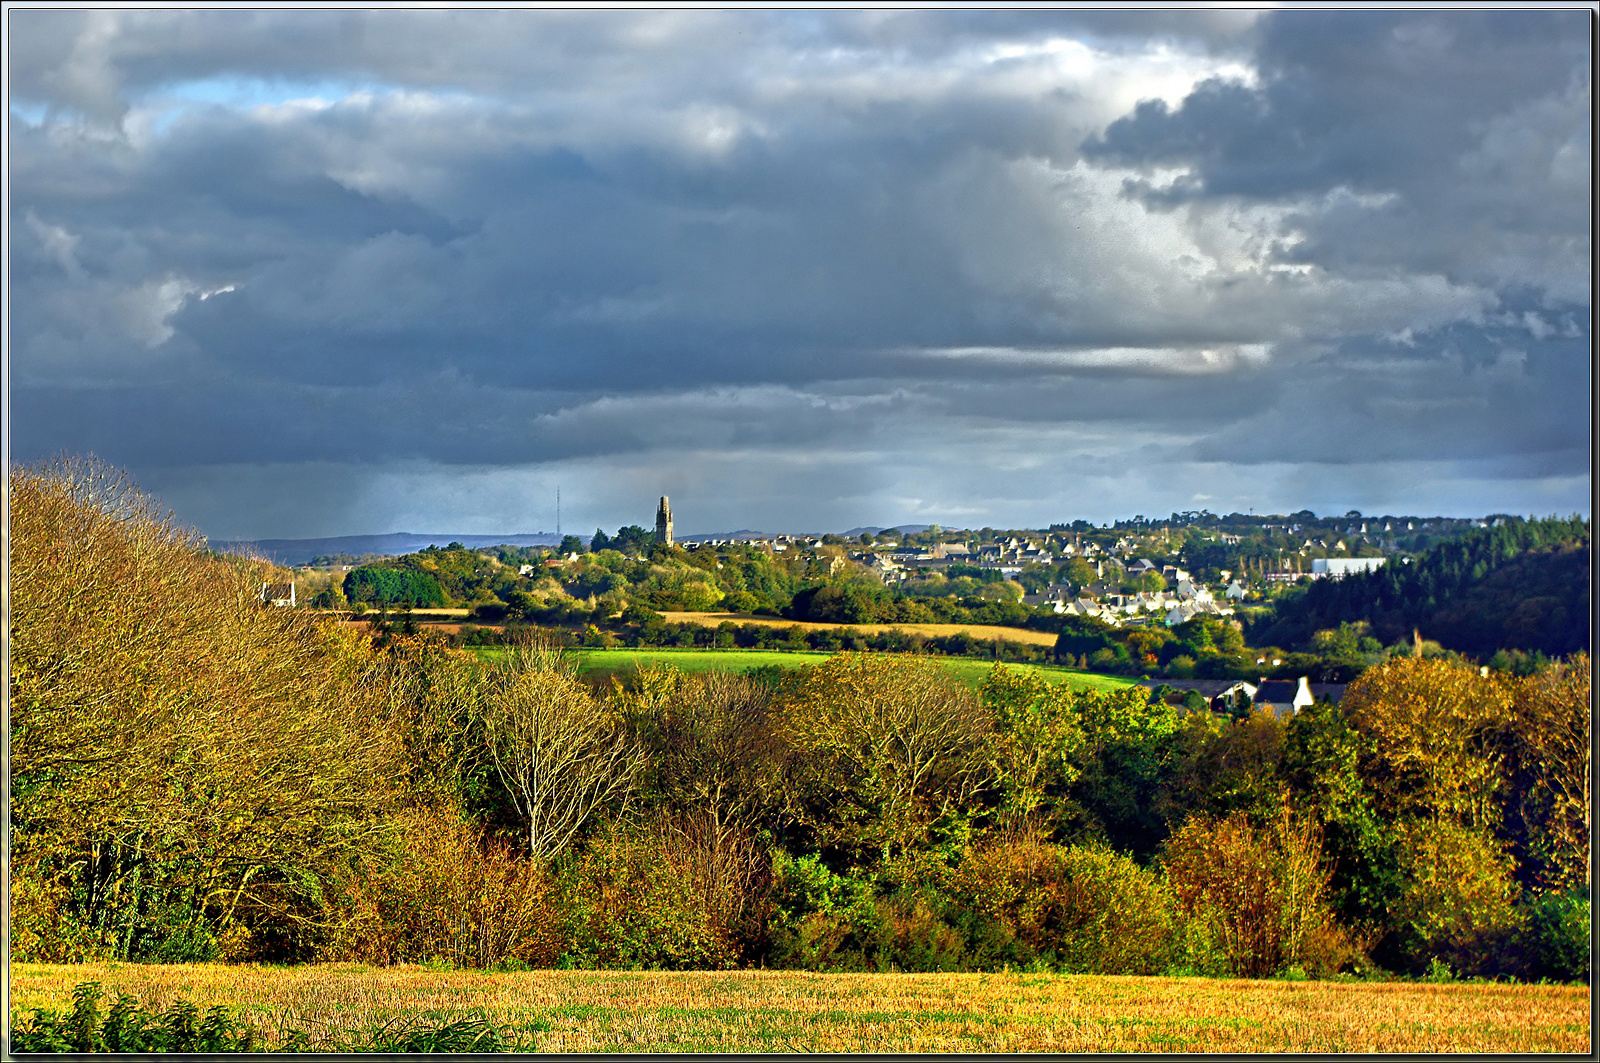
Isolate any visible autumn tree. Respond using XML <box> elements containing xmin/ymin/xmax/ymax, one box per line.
<box><xmin>10</xmin><ymin>457</ymin><xmax>409</xmax><ymax>963</ymax></box>
<box><xmin>1339</xmin><ymin>656</ymin><xmax>1513</xmax><ymax>830</ymax></box>
<box><xmin>477</xmin><ymin>644</ymin><xmax>642</xmax><ymax>862</ymax></box>
<box><xmin>1163</xmin><ymin>807</ymin><xmax>1341</xmax><ymax>978</ymax></box>
<box><xmin>1506</xmin><ymin>655</ymin><xmax>1591</xmax><ymax>893</ymax></box>
<box><xmin>779</xmin><ymin>654</ymin><xmax>992</xmax><ymax>864</ymax></box>
<box><xmin>1389</xmin><ymin>820</ymin><xmax>1523</xmax><ymax>977</ymax></box>
<box><xmin>614</xmin><ymin>667</ymin><xmax>788</xmax><ymax>938</ymax></box>
<box><xmin>1335</xmin><ymin>654</ymin><xmax>1534</xmax><ymax>976</ymax></box>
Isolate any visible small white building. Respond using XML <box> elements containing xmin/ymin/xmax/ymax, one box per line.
<box><xmin>1253</xmin><ymin>677</ymin><xmax>1316</xmax><ymax>717</ymax></box>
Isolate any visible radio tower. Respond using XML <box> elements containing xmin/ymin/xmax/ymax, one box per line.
<box><xmin>556</xmin><ymin>487</ymin><xmax>561</xmax><ymax>538</ymax></box>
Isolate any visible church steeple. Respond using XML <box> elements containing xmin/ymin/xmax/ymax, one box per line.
<box><xmin>655</xmin><ymin>496</ymin><xmax>674</xmax><ymax>546</ymax></box>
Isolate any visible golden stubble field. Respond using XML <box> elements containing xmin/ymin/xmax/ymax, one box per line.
<box><xmin>10</xmin><ymin>964</ymin><xmax>1590</xmax><ymax>1053</ymax></box>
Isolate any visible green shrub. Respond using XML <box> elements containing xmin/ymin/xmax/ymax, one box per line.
<box><xmin>952</xmin><ymin>836</ymin><xmax>1178</xmax><ymax>975</ymax></box>
<box><xmin>1519</xmin><ymin>890</ymin><xmax>1590</xmax><ymax>984</ymax></box>
<box><xmin>766</xmin><ymin>852</ymin><xmax>886</xmax><ymax>970</ymax></box>
<box><xmin>556</xmin><ymin>827</ymin><xmax>740</xmax><ymax>970</ymax></box>
<box><xmin>11</xmin><ymin>983</ymin><xmax>258</xmax><ymax>1053</ymax></box>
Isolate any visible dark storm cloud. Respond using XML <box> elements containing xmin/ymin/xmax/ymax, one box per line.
<box><xmin>1086</xmin><ymin>11</ymin><xmax>1584</xmax><ymax>197</ymax></box>
<box><xmin>7</xmin><ymin>8</ymin><xmax>1589</xmax><ymax>535</ymax></box>
<box><xmin>1084</xmin><ymin>10</ymin><xmax>1590</xmax><ymax>300</ymax></box>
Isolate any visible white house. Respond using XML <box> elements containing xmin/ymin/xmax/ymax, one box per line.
<box><xmin>1253</xmin><ymin>677</ymin><xmax>1316</xmax><ymax>717</ymax></box>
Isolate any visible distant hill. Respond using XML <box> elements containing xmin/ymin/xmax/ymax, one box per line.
<box><xmin>1254</xmin><ymin>515</ymin><xmax>1590</xmax><ymax>658</ymax></box>
<box><xmin>213</xmin><ymin>532</ymin><xmax>560</xmax><ymax>566</ymax></box>
<box><xmin>839</xmin><ymin>525</ymin><xmax>935</xmax><ymax>537</ymax></box>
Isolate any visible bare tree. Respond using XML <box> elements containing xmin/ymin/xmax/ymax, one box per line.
<box><xmin>479</xmin><ymin>644</ymin><xmax>641</xmax><ymax>862</ymax></box>
<box><xmin>781</xmin><ymin>653</ymin><xmax>992</xmax><ymax>860</ymax></box>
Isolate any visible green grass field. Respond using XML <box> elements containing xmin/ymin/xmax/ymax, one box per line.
<box><xmin>472</xmin><ymin>645</ymin><xmax>1134</xmax><ymax>692</ymax></box>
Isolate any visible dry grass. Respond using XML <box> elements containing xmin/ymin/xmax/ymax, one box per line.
<box><xmin>10</xmin><ymin>964</ymin><xmax>1589</xmax><ymax>1053</ymax></box>
<box><xmin>659</xmin><ymin>611</ymin><xmax>1062</xmax><ymax>647</ymax></box>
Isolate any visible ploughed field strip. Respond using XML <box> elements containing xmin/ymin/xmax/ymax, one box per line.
<box><xmin>11</xmin><ymin>964</ymin><xmax>1589</xmax><ymax>1053</ymax></box>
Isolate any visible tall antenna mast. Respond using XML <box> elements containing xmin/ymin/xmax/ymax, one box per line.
<box><xmin>556</xmin><ymin>487</ymin><xmax>561</xmax><ymax>538</ymax></box>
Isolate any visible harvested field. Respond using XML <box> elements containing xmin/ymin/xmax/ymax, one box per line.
<box><xmin>10</xmin><ymin>964</ymin><xmax>1588</xmax><ymax>1053</ymax></box>
<box><xmin>659</xmin><ymin>611</ymin><xmax>1061</xmax><ymax>646</ymax></box>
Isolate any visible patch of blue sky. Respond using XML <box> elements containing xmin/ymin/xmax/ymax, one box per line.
<box><xmin>154</xmin><ymin>74</ymin><xmax>378</xmax><ymax>110</ymax></box>
<box><xmin>136</xmin><ymin>75</ymin><xmax>391</xmax><ymax>136</ymax></box>
<box><xmin>10</xmin><ymin>100</ymin><xmax>50</xmax><ymax>126</ymax></box>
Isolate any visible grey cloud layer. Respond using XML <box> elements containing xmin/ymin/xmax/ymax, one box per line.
<box><xmin>8</xmin><ymin>9</ymin><xmax>1589</xmax><ymax>535</ymax></box>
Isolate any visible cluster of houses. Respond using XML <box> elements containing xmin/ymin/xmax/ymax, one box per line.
<box><xmin>849</xmin><ymin>534</ymin><xmax>1111</xmax><ymax>579</ymax></box>
<box><xmin>684</xmin><ymin>534</ymin><xmax>827</xmax><ymax>553</ymax></box>
<box><xmin>1028</xmin><ymin>561</ymin><xmax>1241</xmax><ymax>628</ymax></box>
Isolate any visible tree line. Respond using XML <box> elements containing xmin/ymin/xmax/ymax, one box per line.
<box><xmin>1256</xmin><ymin>516</ymin><xmax>1590</xmax><ymax>656</ymax></box>
<box><xmin>11</xmin><ymin>459</ymin><xmax>1589</xmax><ymax>983</ymax></box>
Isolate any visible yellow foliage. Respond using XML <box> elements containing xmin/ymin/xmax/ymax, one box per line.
<box><xmin>1510</xmin><ymin>655</ymin><xmax>1591</xmax><ymax>892</ymax></box>
<box><xmin>1393</xmin><ymin>820</ymin><xmax>1522</xmax><ymax>970</ymax></box>
<box><xmin>1339</xmin><ymin>656</ymin><xmax>1513</xmax><ymax>829</ymax></box>
<box><xmin>327</xmin><ymin>804</ymin><xmax>561</xmax><ymax>968</ymax></box>
<box><xmin>780</xmin><ymin>653</ymin><xmax>992</xmax><ymax>858</ymax></box>
<box><xmin>1163</xmin><ymin>807</ymin><xmax>1344</xmax><ymax>978</ymax></box>
<box><xmin>10</xmin><ymin>458</ymin><xmax>411</xmax><ymax>958</ymax></box>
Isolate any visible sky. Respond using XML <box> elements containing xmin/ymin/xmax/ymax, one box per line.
<box><xmin>7</xmin><ymin>6</ymin><xmax>1592</xmax><ymax>540</ymax></box>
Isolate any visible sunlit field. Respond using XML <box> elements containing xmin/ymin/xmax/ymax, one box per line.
<box><xmin>469</xmin><ymin>646</ymin><xmax>1135</xmax><ymax>692</ymax></box>
<box><xmin>11</xmin><ymin>964</ymin><xmax>1589</xmax><ymax>1053</ymax></box>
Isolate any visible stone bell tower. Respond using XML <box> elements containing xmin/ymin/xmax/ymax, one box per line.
<box><xmin>655</xmin><ymin>495</ymin><xmax>674</xmax><ymax>546</ymax></box>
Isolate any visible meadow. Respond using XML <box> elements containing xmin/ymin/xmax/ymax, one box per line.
<box><xmin>10</xmin><ymin>963</ymin><xmax>1589</xmax><ymax>1053</ymax></box>
<box><xmin>472</xmin><ymin>645</ymin><xmax>1136</xmax><ymax>692</ymax></box>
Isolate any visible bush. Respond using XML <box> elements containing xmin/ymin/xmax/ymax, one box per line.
<box><xmin>1386</xmin><ymin>819</ymin><xmax>1525</xmax><ymax>977</ymax></box>
<box><xmin>766</xmin><ymin>852</ymin><xmax>886</xmax><ymax>970</ymax></box>
<box><xmin>555</xmin><ymin>825</ymin><xmax>742</xmax><ymax>970</ymax></box>
<box><xmin>1163</xmin><ymin>808</ymin><xmax>1349</xmax><ymax>978</ymax></box>
<box><xmin>329</xmin><ymin>805</ymin><xmax>560</xmax><ymax>969</ymax></box>
<box><xmin>1518</xmin><ymin>890</ymin><xmax>1591</xmax><ymax>984</ymax></box>
<box><xmin>952</xmin><ymin>836</ymin><xmax>1178</xmax><ymax>974</ymax></box>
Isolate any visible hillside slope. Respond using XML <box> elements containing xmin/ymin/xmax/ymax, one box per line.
<box><xmin>1254</xmin><ymin>516</ymin><xmax>1590</xmax><ymax>657</ymax></box>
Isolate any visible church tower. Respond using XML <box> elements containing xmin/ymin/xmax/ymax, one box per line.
<box><xmin>655</xmin><ymin>495</ymin><xmax>674</xmax><ymax>546</ymax></box>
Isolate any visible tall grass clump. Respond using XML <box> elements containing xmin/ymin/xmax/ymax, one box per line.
<box><xmin>10</xmin><ymin>982</ymin><xmax>257</xmax><ymax>1053</ymax></box>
